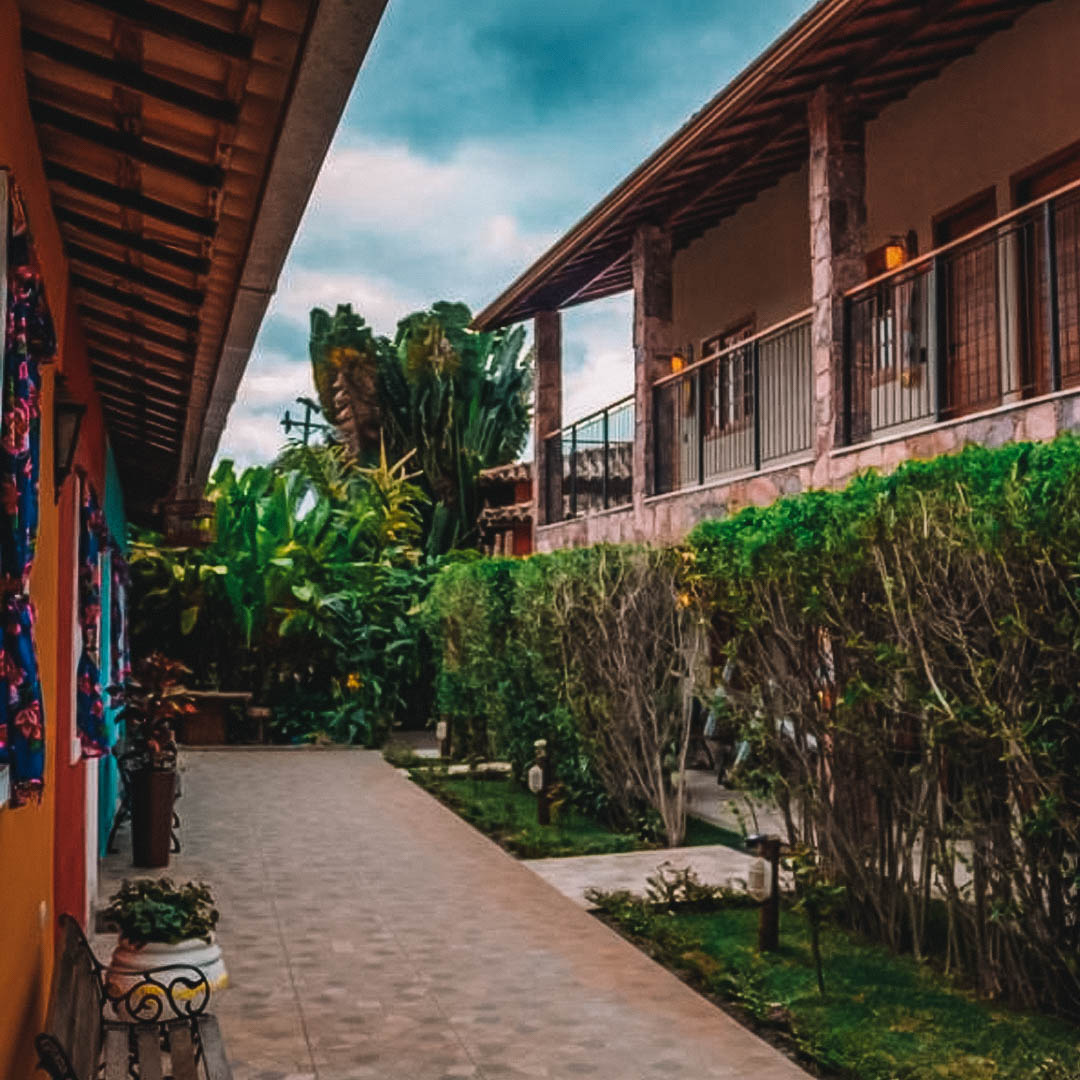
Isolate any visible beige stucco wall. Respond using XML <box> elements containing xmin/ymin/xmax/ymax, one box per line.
<box><xmin>672</xmin><ymin>165</ymin><xmax>811</xmax><ymax>354</ymax></box>
<box><xmin>866</xmin><ymin>0</ymin><xmax>1080</xmax><ymax>251</ymax></box>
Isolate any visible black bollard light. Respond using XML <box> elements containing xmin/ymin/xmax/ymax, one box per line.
<box><xmin>746</xmin><ymin>833</ymin><xmax>781</xmax><ymax>952</ymax></box>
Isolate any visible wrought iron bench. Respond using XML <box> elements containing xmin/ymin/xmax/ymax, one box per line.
<box><xmin>35</xmin><ymin>914</ymin><xmax>231</xmax><ymax>1080</ymax></box>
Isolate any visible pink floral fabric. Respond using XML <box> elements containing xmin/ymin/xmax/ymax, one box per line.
<box><xmin>0</xmin><ymin>226</ymin><xmax>55</xmax><ymax>805</ymax></box>
<box><xmin>76</xmin><ymin>483</ymin><xmax>108</xmax><ymax>757</ymax></box>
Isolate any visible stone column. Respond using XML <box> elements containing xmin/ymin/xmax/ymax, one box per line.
<box><xmin>632</xmin><ymin>225</ymin><xmax>674</xmax><ymax>509</ymax></box>
<box><xmin>808</xmin><ymin>84</ymin><xmax>867</xmax><ymax>485</ymax></box>
<box><xmin>533</xmin><ymin>310</ymin><xmax>562</xmax><ymax>527</ymax></box>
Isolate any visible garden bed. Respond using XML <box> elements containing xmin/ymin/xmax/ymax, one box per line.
<box><xmin>407</xmin><ymin>771</ymin><xmax>744</xmax><ymax>859</ymax></box>
<box><xmin>590</xmin><ymin>892</ymin><xmax>1080</xmax><ymax>1080</ymax></box>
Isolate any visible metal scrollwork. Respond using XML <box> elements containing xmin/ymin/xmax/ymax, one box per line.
<box><xmin>103</xmin><ymin>963</ymin><xmax>212</xmax><ymax>1023</ymax></box>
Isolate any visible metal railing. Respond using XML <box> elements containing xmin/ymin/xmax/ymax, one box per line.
<box><xmin>542</xmin><ymin>395</ymin><xmax>634</xmax><ymax>522</ymax></box>
<box><xmin>843</xmin><ymin>179</ymin><xmax>1080</xmax><ymax>444</ymax></box>
<box><xmin>653</xmin><ymin>311</ymin><xmax>813</xmax><ymax>495</ymax></box>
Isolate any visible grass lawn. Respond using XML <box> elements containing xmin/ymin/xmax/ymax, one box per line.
<box><xmin>594</xmin><ymin>897</ymin><xmax>1080</xmax><ymax>1080</ymax></box>
<box><xmin>408</xmin><ymin>772</ymin><xmax>744</xmax><ymax>858</ymax></box>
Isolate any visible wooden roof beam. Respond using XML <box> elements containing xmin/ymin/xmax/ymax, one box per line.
<box><xmin>68</xmin><ymin>0</ymin><xmax>255</xmax><ymax>61</ymax></box>
<box><xmin>84</xmin><ymin>331</ymin><xmax>193</xmax><ymax>374</ymax></box>
<box><xmin>99</xmin><ymin>399</ymin><xmax>182</xmax><ymax>436</ymax></box>
<box><xmin>74</xmin><ymin>274</ymin><xmax>199</xmax><ymax>332</ymax></box>
<box><xmin>78</xmin><ymin>304</ymin><xmax>196</xmax><ymax>356</ymax></box>
<box><xmin>31</xmin><ymin>100</ymin><xmax>225</xmax><ymax>188</ymax></box>
<box><xmin>104</xmin><ymin>422</ymin><xmax>180</xmax><ymax>454</ymax></box>
<box><xmin>56</xmin><ymin>207</ymin><xmax>209</xmax><ymax>274</ymax></box>
<box><xmin>96</xmin><ymin>383</ymin><xmax>187</xmax><ymax>419</ymax></box>
<box><xmin>45</xmin><ymin>161</ymin><xmax>217</xmax><ymax>237</ymax></box>
<box><xmin>88</xmin><ymin>343</ymin><xmax>190</xmax><ymax>382</ymax></box>
<box><xmin>91</xmin><ymin>360</ymin><xmax>187</xmax><ymax>399</ymax></box>
<box><xmin>67</xmin><ymin>242</ymin><xmax>204</xmax><ymax>306</ymax></box>
<box><xmin>87</xmin><ymin>342</ymin><xmax>192</xmax><ymax>378</ymax></box>
<box><xmin>22</xmin><ymin>29</ymin><xmax>241</xmax><ymax>123</ymax></box>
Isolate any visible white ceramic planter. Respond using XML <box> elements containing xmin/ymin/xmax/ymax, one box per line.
<box><xmin>106</xmin><ymin>936</ymin><xmax>228</xmax><ymax>1020</ymax></box>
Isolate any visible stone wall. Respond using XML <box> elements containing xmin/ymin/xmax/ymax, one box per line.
<box><xmin>536</xmin><ymin>392</ymin><xmax>1080</xmax><ymax>551</ymax></box>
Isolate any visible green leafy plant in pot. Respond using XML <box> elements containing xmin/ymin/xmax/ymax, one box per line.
<box><xmin>103</xmin><ymin>878</ymin><xmax>228</xmax><ymax>1019</ymax></box>
<box><xmin>113</xmin><ymin>654</ymin><xmax>194</xmax><ymax>868</ymax></box>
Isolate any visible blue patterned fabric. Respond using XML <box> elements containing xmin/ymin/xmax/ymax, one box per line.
<box><xmin>0</xmin><ymin>250</ymin><xmax>55</xmax><ymax>805</ymax></box>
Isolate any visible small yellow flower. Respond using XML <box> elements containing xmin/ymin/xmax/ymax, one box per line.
<box><xmin>345</xmin><ymin>672</ymin><xmax>362</xmax><ymax>691</ymax></box>
<box><xmin>677</xmin><ymin>592</ymin><xmax>692</xmax><ymax>609</ymax></box>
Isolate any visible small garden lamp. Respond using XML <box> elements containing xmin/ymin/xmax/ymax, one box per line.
<box><xmin>53</xmin><ymin>376</ymin><xmax>86</xmax><ymax>499</ymax></box>
<box><xmin>745</xmin><ymin>833</ymin><xmax>782</xmax><ymax>952</ymax></box>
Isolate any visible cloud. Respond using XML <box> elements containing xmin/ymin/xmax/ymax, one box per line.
<box><xmin>217</xmin><ymin>0</ymin><xmax>820</xmax><ymax>470</ymax></box>
<box><xmin>563</xmin><ymin>294</ymin><xmax>634</xmax><ymax>422</ymax></box>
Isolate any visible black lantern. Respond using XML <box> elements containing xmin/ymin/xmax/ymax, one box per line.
<box><xmin>53</xmin><ymin>377</ymin><xmax>86</xmax><ymax>499</ymax></box>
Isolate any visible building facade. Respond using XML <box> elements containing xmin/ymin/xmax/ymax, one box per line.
<box><xmin>476</xmin><ymin>0</ymin><xmax>1080</xmax><ymax>552</ymax></box>
<box><xmin>0</xmin><ymin>1</ymin><xmax>385</xmax><ymax>1075</ymax></box>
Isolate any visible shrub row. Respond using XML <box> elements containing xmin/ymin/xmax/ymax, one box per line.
<box><xmin>423</xmin><ymin>434</ymin><xmax>1080</xmax><ymax>1017</ymax></box>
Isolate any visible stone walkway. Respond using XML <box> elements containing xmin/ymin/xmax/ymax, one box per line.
<box><xmin>100</xmin><ymin>749</ymin><xmax>809</xmax><ymax>1080</ymax></box>
<box><xmin>525</xmin><ymin>845</ymin><xmax>758</xmax><ymax>908</ymax></box>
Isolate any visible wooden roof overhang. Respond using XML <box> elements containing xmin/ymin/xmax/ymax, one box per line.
<box><xmin>473</xmin><ymin>0</ymin><xmax>1051</xmax><ymax>331</ymax></box>
<box><xmin>18</xmin><ymin>0</ymin><xmax>387</xmax><ymax>520</ymax></box>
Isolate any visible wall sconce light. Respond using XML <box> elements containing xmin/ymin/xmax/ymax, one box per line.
<box><xmin>53</xmin><ymin>377</ymin><xmax>86</xmax><ymax>500</ymax></box>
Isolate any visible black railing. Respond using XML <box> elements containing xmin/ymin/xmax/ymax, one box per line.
<box><xmin>843</xmin><ymin>181</ymin><xmax>1080</xmax><ymax>444</ymax></box>
<box><xmin>653</xmin><ymin>312</ymin><xmax>813</xmax><ymax>495</ymax></box>
<box><xmin>542</xmin><ymin>395</ymin><xmax>634</xmax><ymax>523</ymax></box>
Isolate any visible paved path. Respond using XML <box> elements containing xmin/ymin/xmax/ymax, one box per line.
<box><xmin>525</xmin><ymin>845</ymin><xmax>758</xmax><ymax>908</ymax></box>
<box><xmin>100</xmin><ymin>750</ymin><xmax>809</xmax><ymax>1080</ymax></box>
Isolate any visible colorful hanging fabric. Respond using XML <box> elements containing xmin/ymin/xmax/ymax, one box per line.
<box><xmin>0</xmin><ymin>206</ymin><xmax>55</xmax><ymax>806</ymax></box>
<box><xmin>76</xmin><ymin>483</ymin><xmax>108</xmax><ymax>757</ymax></box>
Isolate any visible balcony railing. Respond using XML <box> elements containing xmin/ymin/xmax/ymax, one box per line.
<box><xmin>843</xmin><ymin>179</ymin><xmax>1080</xmax><ymax>444</ymax></box>
<box><xmin>543</xmin><ymin>395</ymin><xmax>634</xmax><ymax>523</ymax></box>
<box><xmin>653</xmin><ymin>311</ymin><xmax>813</xmax><ymax>495</ymax></box>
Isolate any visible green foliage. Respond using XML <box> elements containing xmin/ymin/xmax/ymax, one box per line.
<box><xmin>687</xmin><ymin>433</ymin><xmax>1080</xmax><ymax>1016</ymax></box>
<box><xmin>309</xmin><ymin>300</ymin><xmax>532</xmax><ymax>555</ymax></box>
<box><xmin>409</xmin><ymin>773</ymin><xmax>739</xmax><ymax>859</ymax></box>
<box><xmin>601</xmin><ymin>900</ymin><xmax>1080</xmax><ymax>1080</ymax></box>
<box><xmin>104</xmin><ymin>879</ymin><xmax>219</xmax><ymax>946</ymax></box>
<box><xmin>422</xmin><ymin>432</ymin><xmax>1080</xmax><ymax>1017</ymax></box>
<box><xmin>114</xmin><ymin>654</ymin><xmax>193</xmax><ymax>771</ymax></box>
<box><xmin>422</xmin><ymin>546</ymin><xmax>707</xmax><ymax>841</ymax></box>
<box><xmin>130</xmin><ymin>443</ymin><xmax>435</xmax><ymax>744</ymax></box>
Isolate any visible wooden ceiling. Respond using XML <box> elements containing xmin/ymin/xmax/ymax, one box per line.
<box><xmin>474</xmin><ymin>0</ymin><xmax>1051</xmax><ymax>330</ymax></box>
<box><xmin>18</xmin><ymin>0</ymin><xmax>384</xmax><ymax>520</ymax></box>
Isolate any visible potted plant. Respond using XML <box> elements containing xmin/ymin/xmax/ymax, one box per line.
<box><xmin>103</xmin><ymin>878</ymin><xmax>227</xmax><ymax>1019</ymax></box>
<box><xmin>114</xmin><ymin>654</ymin><xmax>194</xmax><ymax>868</ymax></box>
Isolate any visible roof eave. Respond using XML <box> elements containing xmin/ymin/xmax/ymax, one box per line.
<box><xmin>176</xmin><ymin>0</ymin><xmax>389</xmax><ymax>496</ymax></box>
<box><xmin>471</xmin><ymin>0</ymin><xmax>862</xmax><ymax>331</ymax></box>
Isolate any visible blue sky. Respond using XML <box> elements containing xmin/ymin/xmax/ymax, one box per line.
<box><xmin>217</xmin><ymin>0</ymin><xmax>814</xmax><ymax>466</ymax></box>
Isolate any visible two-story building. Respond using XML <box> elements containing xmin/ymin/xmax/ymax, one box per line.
<box><xmin>476</xmin><ymin>0</ymin><xmax>1080</xmax><ymax>551</ymax></box>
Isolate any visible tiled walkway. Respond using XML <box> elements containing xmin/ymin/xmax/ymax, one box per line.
<box><xmin>99</xmin><ymin>750</ymin><xmax>809</xmax><ymax>1080</ymax></box>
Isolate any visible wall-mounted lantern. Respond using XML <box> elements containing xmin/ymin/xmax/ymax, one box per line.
<box><xmin>53</xmin><ymin>376</ymin><xmax>86</xmax><ymax>500</ymax></box>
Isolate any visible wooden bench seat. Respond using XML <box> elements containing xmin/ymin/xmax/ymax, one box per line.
<box><xmin>36</xmin><ymin>914</ymin><xmax>232</xmax><ymax>1080</ymax></box>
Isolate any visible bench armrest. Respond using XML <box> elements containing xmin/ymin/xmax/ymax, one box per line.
<box><xmin>103</xmin><ymin>962</ymin><xmax>213</xmax><ymax>1024</ymax></box>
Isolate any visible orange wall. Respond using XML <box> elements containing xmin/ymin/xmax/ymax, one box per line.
<box><xmin>0</xmin><ymin>1</ymin><xmax>112</xmax><ymax>1076</ymax></box>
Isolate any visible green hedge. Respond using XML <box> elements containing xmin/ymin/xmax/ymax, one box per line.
<box><xmin>423</xmin><ymin>434</ymin><xmax>1080</xmax><ymax>1018</ymax></box>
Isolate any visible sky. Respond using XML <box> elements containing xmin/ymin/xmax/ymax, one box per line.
<box><xmin>216</xmin><ymin>0</ymin><xmax>814</xmax><ymax>468</ymax></box>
